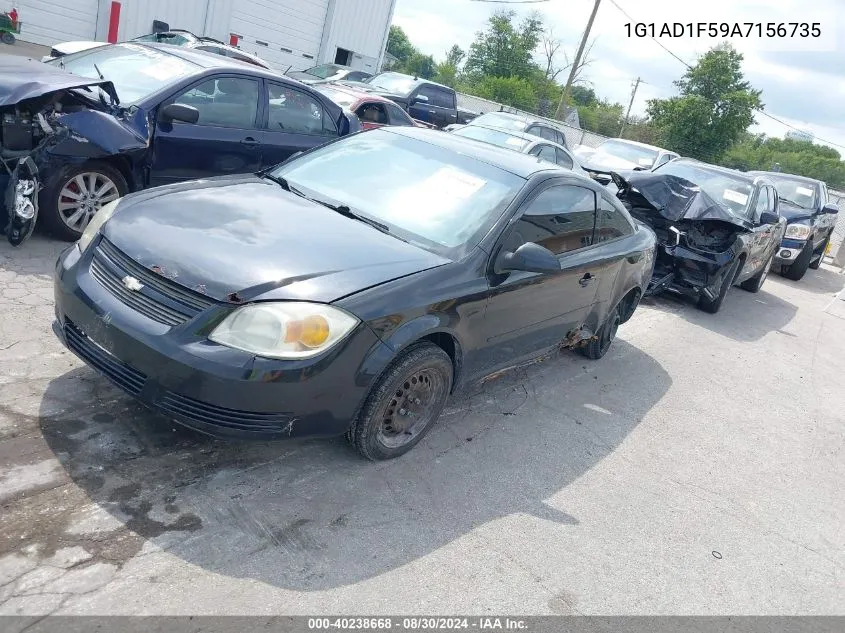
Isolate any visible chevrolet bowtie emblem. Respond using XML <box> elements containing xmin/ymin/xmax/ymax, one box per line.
<box><xmin>122</xmin><ymin>276</ymin><xmax>144</xmax><ymax>292</ymax></box>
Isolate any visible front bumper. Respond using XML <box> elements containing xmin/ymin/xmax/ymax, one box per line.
<box><xmin>53</xmin><ymin>242</ymin><xmax>393</xmax><ymax>440</ymax></box>
<box><xmin>773</xmin><ymin>238</ymin><xmax>807</xmax><ymax>264</ymax></box>
<box><xmin>645</xmin><ymin>242</ymin><xmax>735</xmax><ymax>300</ymax></box>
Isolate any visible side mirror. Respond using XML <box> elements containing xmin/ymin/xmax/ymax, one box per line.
<box><xmin>412</xmin><ymin>94</ymin><xmax>429</xmax><ymax>105</ymax></box>
<box><xmin>759</xmin><ymin>211</ymin><xmax>780</xmax><ymax>225</ymax></box>
<box><xmin>823</xmin><ymin>202</ymin><xmax>839</xmax><ymax>215</ymax></box>
<box><xmin>499</xmin><ymin>242</ymin><xmax>560</xmax><ymax>274</ymax></box>
<box><xmin>160</xmin><ymin>103</ymin><xmax>200</xmax><ymax>124</ymax></box>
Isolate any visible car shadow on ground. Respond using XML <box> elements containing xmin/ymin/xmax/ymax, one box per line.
<box><xmin>35</xmin><ymin>338</ymin><xmax>671</xmax><ymax>591</ymax></box>
<box><xmin>772</xmin><ymin>264</ymin><xmax>845</xmax><ymax>296</ymax></box>
<box><xmin>641</xmin><ymin>282</ymin><xmax>798</xmax><ymax>343</ymax></box>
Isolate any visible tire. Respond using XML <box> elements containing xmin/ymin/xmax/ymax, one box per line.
<box><xmin>808</xmin><ymin>237</ymin><xmax>829</xmax><ymax>270</ymax></box>
<box><xmin>40</xmin><ymin>162</ymin><xmax>127</xmax><ymax>241</ymax></box>
<box><xmin>698</xmin><ymin>257</ymin><xmax>741</xmax><ymax>314</ymax></box>
<box><xmin>348</xmin><ymin>343</ymin><xmax>453</xmax><ymax>461</ymax></box>
<box><xmin>578</xmin><ymin>306</ymin><xmax>620</xmax><ymax>360</ymax></box>
<box><xmin>1</xmin><ymin>32</ymin><xmax>15</xmax><ymax>45</ymax></box>
<box><xmin>781</xmin><ymin>242</ymin><xmax>812</xmax><ymax>281</ymax></box>
<box><xmin>740</xmin><ymin>253</ymin><xmax>773</xmax><ymax>293</ymax></box>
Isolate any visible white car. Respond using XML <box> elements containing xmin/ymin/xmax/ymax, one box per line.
<box><xmin>42</xmin><ymin>30</ymin><xmax>271</xmax><ymax>69</ymax></box>
<box><xmin>574</xmin><ymin>138</ymin><xmax>679</xmax><ymax>184</ymax></box>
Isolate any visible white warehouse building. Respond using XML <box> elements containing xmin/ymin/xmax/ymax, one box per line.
<box><xmin>13</xmin><ymin>0</ymin><xmax>397</xmax><ymax>73</ymax></box>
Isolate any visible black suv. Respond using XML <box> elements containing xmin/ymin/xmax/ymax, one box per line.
<box><xmin>748</xmin><ymin>172</ymin><xmax>839</xmax><ymax>280</ymax></box>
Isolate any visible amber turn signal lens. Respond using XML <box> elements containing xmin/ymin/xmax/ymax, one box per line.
<box><xmin>285</xmin><ymin>315</ymin><xmax>330</xmax><ymax>348</ymax></box>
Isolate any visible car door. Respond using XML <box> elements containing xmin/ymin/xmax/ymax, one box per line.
<box><xmin>741</xmin><ymin>186</ymin><xmax>778</xmax><ymax>280</ymax></box>
<box><xmin>593</xmin><ymin>194</ymin><xmax>639</xmax><ymax>309</ymax></box>
<box><xmin>408</xmin><ymin>85</ymin><xmax>456</xmax><ymax>128</ymax></box>
<box><xmin>477</xmin><ymin>182</ymin><xmax>602</xmax><ymax>372</ymax></box>
<box><xmin>258</xmin><ymin>80</ymin><xmax>339</xmax><ymax>169</ymax></box>
<box><xmin>149</xmin><ymin>75</ymin><xmax>262</xmax><ymax>186</ymax></box>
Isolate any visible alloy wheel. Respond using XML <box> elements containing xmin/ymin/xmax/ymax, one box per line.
<box><xmin>58</xmin><ymin>172</ymin><xmax>121</xmax><ymax>232</ymax></box>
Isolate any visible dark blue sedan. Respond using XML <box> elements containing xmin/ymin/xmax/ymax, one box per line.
<box><xmin>22</xmin><ymin>43</ymin><xmax>358</xmax><ymax>241</ymax></box>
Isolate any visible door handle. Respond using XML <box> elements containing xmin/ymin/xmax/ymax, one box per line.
<box><xmin>579</xmin><ymin>273</ymin><xmax>594</xmax><ymax>287</ymax></box>
<box><xmin>240</xmin><ymin>137</ymin><xmax>260</xmax><ymax>145</ymax></box>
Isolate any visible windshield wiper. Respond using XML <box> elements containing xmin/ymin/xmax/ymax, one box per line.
<box><xmin>261</xmin><ymin>172</ymin><xmax>292</xmax><ymax>191</ymax></box>
<box><xmin>779</xmin><ymin>196</ymin><xmax>807</xmax><ymax>208</ymax></box>
<box><xmin>313</xmin><ymin>199</ymin><xmax>392</xmax><ymax>234</ymax></box>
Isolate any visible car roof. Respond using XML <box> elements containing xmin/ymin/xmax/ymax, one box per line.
<box><xmin>384</xmin><ymin>127</ymin><xmax>571</xmax><ymax>178</ymax></box>
<box><xmin>456</xmin><ymin>123</ymin><xmax>567</xmax><ymax>152</ymax></box>
<box><xmin>669</xmin><ymin>158</ymin><xmax>770</xmax><ymax>185</ymax></box>
<box><xmin>747</xmin><ymin>170</ymin><xmax>821</xmax><ymax>184</ymax></box>
<box><xmin>603</xmin><ymin>137</ymin><xmax>670</xmax><ymax>153</ymax></box>
<box><xmin>317</xmin><ymin>82</ymin><xmax>391</xmax><ymax>104</ymax></box>
<box><xmin>375</xmin><ymin>71</ymin><xmax>453</xmax><ymax>91</ymax></box>
<box><xmin>125</xmin><ymin>42</ymin><xmax>278</xmax><ymax>75</ymax></box>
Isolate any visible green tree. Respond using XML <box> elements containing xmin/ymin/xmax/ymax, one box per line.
<box><xmin>720</xmin><ymin>134</ymin><xmax>845</xmax><ymax>188</ymax></box>
<box><xmin>647</xmin><ymin>43</ymin><xmax>762</xmax><ymax>162</ymax></box>
<box><xmin>473</xmin><ymin>76</ymin><xmax>538</xmax><ymax>112</ymax></box>
<box><xmin>445</xmin><ymin>44</ymin><xmax>465</xmax><ymax>69</ymax></box>
<box><xmin>464</xmin><ymin>10</ymin><xmax>544</xmax><ymax>81</ymax></box>
<box><xmin>403</xmin><ymin>51</ymin><xmax>436</xmax><ymax>79</ymax></box>
<box><xmin>578</xmin><ymin>99</ymin><xmax>624</xmax><ymax>137</ymax></box>
<box><xmin>387</xmin><ymin>25</ymin><xmax>415</xmax><ymax>66</ymax></box>
<box><xmin>570</xmin><ymin>85</ymin><xmax>598</xmax><ymax>108</ymax></box>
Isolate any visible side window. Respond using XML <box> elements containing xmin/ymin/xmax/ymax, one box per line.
<box><xmin>504</xmin><ymin>185</ymin><xmax>597</xmax><ymax>255</ymax></box>
<box><xmin>172</xmin><ymin>77</ymin><xmax>259</xmax><ymax>129</ymax></box>
<box><xmin>753</xmin><ymin>187</ymin><xmax>769</xmax><ymax>221</ymax></box>
<box><xmin>348</xmin><ymin>72</ymin><xmax>369</xmax><ymax>82</ymax></box>
<box><xmin>820</xmin><ymin>182</ymin><xmax>828</xmax><ymax>205</ymax></box>
<box><xmin>554</xmin><ymin>130</ymin><xmax>567</xmax><ymax>147</ymax></box>
<box><xmin>555</xmin><ymin>148</ymin><xmax>574</xmax><ymax>170</ymax></box>
<box><xmin>357</xmin><ymin>102</ymin><xmax>388</xmax><ymax>125</ymax></box>
<box><xmin>267</xmin><ymin>83</ymin><xmax>337</xmax><ymax>136</ymax></box>
<box><xmin>528</xmin><ymin>125</ymin><xmax>555</xmax><ymax>141</ymax></box>
<box><xmin>768</xmin><ymin>187</ymin><xmax>778</xmax><ymax>214</ymax></box>
<box><xmin>418</xmin><ymin>86</ymin><xmax>454</xmax><ymax>109</ymax></box>
<box><xmin>536</xmin><ymin>145</ymin><xmax>557</xmax><ymax>164</ymax></box>
<box><xmin>596</xmin><ymin>196</ymin><xmax>634</xmax><ymax>242</ymax></box>
<box><xmin>385</xmin><ymin>102</ymin><xmax>412</xmax><ymax>126</ymax></box>
<box><xmin>654</xmin><ymin>154</ymin><xmax>671</xmax><ymax>168</ymax></box>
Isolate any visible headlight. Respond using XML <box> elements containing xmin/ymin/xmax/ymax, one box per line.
<box><xmin>209</xmin><ymin>302</ymin><xmax>359</xmax><ymax>359</ymax></box>
<box><xmin>77</xmin><ymin>198</ymin><xmax>121</xmax><ymax>253</ymax></box>
<box><xmin>784</xmin><ymin>223</ymin><xmax>811</xmax><ymax>240</ymax></box>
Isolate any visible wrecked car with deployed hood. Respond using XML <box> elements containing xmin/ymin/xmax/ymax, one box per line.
<box><xmin>613</xmin><ymin>158</ymin><xmax>786</xmax><ymax>313</ymax></box>
<box><xmin>1</xmin><ymin>43</ymin><xmax>359</xmax><ymax>245</ymax></box>
<box><xmin>53</xmin><ymin>127</ymin><xmax>655</xmax><ymax>460</ymax></box>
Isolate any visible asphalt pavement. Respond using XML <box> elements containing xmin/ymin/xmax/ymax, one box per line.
<box><xmin>0</xmin><ymin>236</ymin><xmax>843</xmax><ymax>615</ymax></box>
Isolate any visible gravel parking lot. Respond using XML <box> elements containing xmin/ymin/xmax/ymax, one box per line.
<box><xmin>0</xmin><ymin>236</ymin><xmax>843</xmax><ymax>615</ymax></box>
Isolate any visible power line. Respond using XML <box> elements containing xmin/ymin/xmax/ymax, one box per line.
<box><xmin>607</xmin><ymin>0</ymin><xmax>845</xmax><ymax>152</ymax></box>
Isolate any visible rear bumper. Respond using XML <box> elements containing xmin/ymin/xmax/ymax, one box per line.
<box><xmin>53</xmin><ymin>243</ymin><xmax>392</xmax><ymax>440</ymax></box>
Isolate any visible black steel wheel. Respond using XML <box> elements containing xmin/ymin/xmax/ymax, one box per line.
<box><xmin>809</xmin><ymin>237</ymin><xmax>829</xmax><ymax>270</ymax></box>
<box><xmin>578</xmin><ymin>307</ymin><xmax>620</xmax><ymax>360</ymax></box>
<box><xmin>740</xmin><ymin>253</ymin><xmax>773</xmax><ymax>293</ymax></box>
<box><xmin>348</xmin><ymin>343</ymin><xmax>452</xmax><ymax>460</ymax></box>
<box><xmin>698</xmin><ymin>257</ymin><xmax>741</xmax><ymax>314</ymax></box>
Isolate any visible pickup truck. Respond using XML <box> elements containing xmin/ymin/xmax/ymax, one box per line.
<box><xmin>337</xmin><ymin>72</ymin><xmax>476</xmax><ymax>129</ymax></box>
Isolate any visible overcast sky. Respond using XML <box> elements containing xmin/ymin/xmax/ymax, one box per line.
<box><xmin>393</xmin><ymin>0</ymin><xmax>845</xmax><ymax>153</ymax></box>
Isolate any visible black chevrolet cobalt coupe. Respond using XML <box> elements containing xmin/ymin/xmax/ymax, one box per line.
<box><xmin>53</xmin><ymin>127</ymin><xmax>656</xmax><ymax>460</ymax></box>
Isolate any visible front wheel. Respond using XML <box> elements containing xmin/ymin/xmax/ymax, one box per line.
<box><xmin>698</xmin><ymin>257</ymin><xmax>741</xmax><ymax>314</ymax></box>
<box><xmin>740</xmin><ymin>254</ymin><xmax>773</xmax><ymax>293</ymax></box>
<box><xmin>808</xmin><ymin>237</ymin><xmax>829</xmax><ymax>270</ymax></box>
<box><xmin>348</xmin><ymin>343</ymin><xmax>453</xmax><ymax>461</ymax></box>
<box><xmin>40</xmin><ymin>163</ymin><xmax>127</xmax><ymax>241</ymax></box>
<box><xmin>578</xmin><ymin>306</ymin><xmax>620</xmax><ymax>360</ymax></box>
<box><xmin>781</xmin><ymin>242</ymin><xmax>812</xmax><ymax>281</ymax></box>
<box><xmin>1</xmin><ymin>32</ymin><xmax>15</xmax><ymax>45</ymax></box>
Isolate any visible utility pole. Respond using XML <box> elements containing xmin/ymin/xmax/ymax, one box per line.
<box><xmin>555</xmin><ymin>0</ymin><xmax>602</xmax><ymax>122</ymax></box>
<box><xmin>619</xmin><ymin>76</ymin><xmax>641</xmax><ymax>137</ymax></box>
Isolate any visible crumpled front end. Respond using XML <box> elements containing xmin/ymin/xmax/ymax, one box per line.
<box><xmin>0</xmin><ymin>72</ymin><xmax>149</xmax><ymax>246</ymax></box>
<box><xmin>613</xmin><ymin>172</ymin><xmax>749</xmax><ymax>300</ymax></box>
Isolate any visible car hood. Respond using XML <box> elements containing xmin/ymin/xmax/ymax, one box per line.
<box><xmin>286</xmin><ymin>71</ymin><xmax>319</xmax><ymax>83</ymax></box>
<box><xmin>101</xmin><ymin>175</ymin><xmax>450</xmax><ymax>304</ymax></box>
<box><xmin>777</xmin><ymin>202</ymin><xmax>814</xmax><ymax>223</ymax></box>
<box><xmin>580</xmin><ymin>151</ymin><xmax>643</xmax><ymax>173</ymax></box>
<box><xmin>0</xmin><ymin>56</ymin><xmax>117</xmax><ymax>106</ymax></box>
<box><xmin>613</xmin><ymin>171</ymin><xmax>752</xmax><ymax>231</ymax></box>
